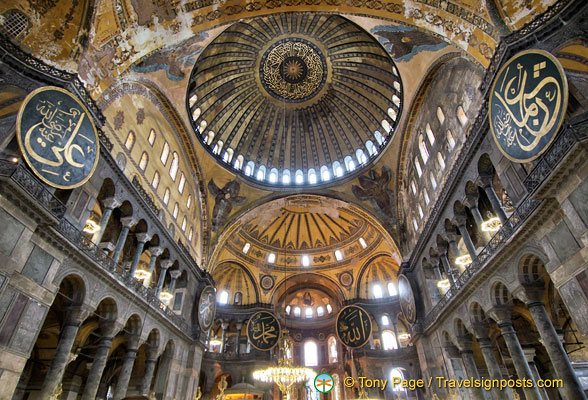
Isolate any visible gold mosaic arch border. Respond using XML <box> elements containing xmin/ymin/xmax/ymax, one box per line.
<box><xmin>96</xmin><ymin>77</ymin><xmax>211</xmax><ymax>263</ymax></box>
<box><xmin>206</xmin><ymin>193</ymin><xmax>403</xmax><ymax>273</ymax></box>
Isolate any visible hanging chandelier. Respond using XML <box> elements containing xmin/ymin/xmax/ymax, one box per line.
<box><xmin>252</xmin><ymin>329</ymin><xmax>315</xmax><ymax>399</ymax></box>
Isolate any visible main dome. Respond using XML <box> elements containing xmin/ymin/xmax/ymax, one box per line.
<box><xmin>187</xmin><ymin>13</ymin><xmax>403</xmax><ymax>188</ymax></box>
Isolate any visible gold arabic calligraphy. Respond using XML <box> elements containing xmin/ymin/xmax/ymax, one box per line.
<box><xmin>492</xmin><ymin>58</ymin><xmax>562</xmax><ymax>153</ymax></box>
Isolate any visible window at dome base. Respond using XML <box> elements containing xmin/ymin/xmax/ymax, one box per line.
<box><xmin>187</xmin><ymin>13</ymin><xmax>403</xmax><ymax>189</ymax></box>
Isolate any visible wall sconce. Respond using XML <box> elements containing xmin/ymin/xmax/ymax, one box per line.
<box><xmin>455</xmin><ymin>255</ymin><xmax>472</xmax><ymax>267</ymax></box>
<box><xmin>481</xmin><ymin>217</ymin><xmax>502</xmax><ymax>232</ymax></box>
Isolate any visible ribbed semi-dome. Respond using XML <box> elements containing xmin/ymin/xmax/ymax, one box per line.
<box><xmin>187</xmin><ymin>13</ymin><xmax>403</xmax><ymax>187</ymax></box>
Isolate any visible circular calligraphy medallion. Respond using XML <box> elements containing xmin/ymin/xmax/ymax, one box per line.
<box><xmin>336</xmin><ymin>305</ymin><xmax>372</xmax><ymax>349</ymax></box>
<box><xmin>260</xmin><ymin>38</ymin><xmax>327</xmax><ymax>102</ymax></box>
<box><xmin>247</xmin><ymin>310</ymin><xmax>281</xmax><ymax>351</ymax></box>
<box><xmin>16</xmin><ymin>86</ymin><xmax>100</xmax><ymax>189</ymax></box>
<box><xmin>489</xmin><ymin>49</ymin><xmax>568</xmax><ymax>163</ymax></box>
<box><xmin>198</xmin><ymin>285</ymin><xmax>216</xmax><ymax>331</ymax></box>
<box><xmin>398</xmin><ymin>275</ymin><xmax>416</xmax><ymax>324</ymax></box>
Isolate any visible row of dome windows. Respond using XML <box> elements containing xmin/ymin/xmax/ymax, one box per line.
<box><xmin>241</xmin><ymin>238</ymin><xmax>368</xmax><ymax>265</ymax></box>
<box><xmin>410</xmin><ymin>105</ymin><xmax>467</xmax><ymax>232</ymax></box>
<box><xmin>123</xmin><ymin>129</ymin><xmax>195</xmax><ymax>242</ymax></box>
<box><xmin>285</xmin><ymin>304</ymin><xmax>334</xmax><ymax>318</ymax></box>
<box><xmin>190</xmin><ymin>94</ymin><xmax>400</xmax><ymax>185</ymax></box>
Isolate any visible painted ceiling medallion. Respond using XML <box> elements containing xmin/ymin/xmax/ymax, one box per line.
<box><xmin>261</xmin><ymin>39</ymin><xmax>326</xmax><ymax>102</ymax></box>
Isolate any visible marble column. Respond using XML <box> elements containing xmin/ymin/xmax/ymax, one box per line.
<box><xmin>520</xmin><ymin>288</ymin><xmax>587</xmax><ymax>399</ymax></box>
<box><xmin>129</xmin><ymin>233</ymin><xmax>151</xmax><ymax>281</ymax></box>
<box><xmin>113</xmin><ymin>334</ymin><xmax>141</xmax><ymax>400</ymax></box>
<box><xmin>464</xmin><ymin>195</ymin><xmax>492</xmax><ymax>242</ymax></box>
<box><xmin>490</xmin><ymin>307</ymin><xmax>542</xmax><ymax>400</ymax></box>
<box><xmin>140</xmin><ymin>345</ymin><xmax>158</xmax><ymax>395</ymax></box>
<box><xmin>81</xmin><ymin>321</ymin><xmax>118</xmax><ymax>400</ymax></box>
<box><xmin>156</xmin><ymin>260</ymin><xmax>173</xmax><ymax>297</ymax></box>
<box><xmin>93</xmin><ymin>197</ymin><xmax>120</xmax><ymax>244</ymax></box>
<box><xmin>38</xmin><ymin>306</ymin><xmax>90</xmax><ymax>399</ymax></box>
<box><xmin>454</xmin><ymin>215</ymin><xmax>477</xmax><ymax>258</ymax></box>
<box><xmin>480</xmin><ymin>175</ymin><xmax>508</xmax><ymax>225</ymax></box>
<box><xmin>112</xmin><ymin>216</ymin><xmax>137</xmax><ymax>264</ymax></box>
<box><xmin>235</xmin><ymin>323</ymin><xmax>242</xmax><ymax>355</ymax></box>
<box><xmin>472</xmin><ymin>323</ymin><xmax>508</xmax><ymax>400</ymax></box>
<box><xmin>220</xmin><ymin>322</ymin><xmax>229</xmax><ymax>353</ymax></box>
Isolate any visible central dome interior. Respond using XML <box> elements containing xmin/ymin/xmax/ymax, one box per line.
<box><xmin>187</xmin><ymin>13</ymin><xmax>403</xmax><ymax>187</ymax></box>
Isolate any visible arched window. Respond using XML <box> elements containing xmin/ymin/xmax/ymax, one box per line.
<box><xmin>161</xmin><ymin>142</ymin><xmax>170</xmax><ymax>165</ymax></box>
<box><xmin>334</xmin><ymin>250</ymin><xmax>343</xmax><ymax>261</ymax></box>
<box><xmin>234</xmin><ymin>155</ymin><xmax>244</xmax><ymax>170</ymax></box>
<box><xmin>218</xmin><ymin>290</ymin><xmax>229</xmax><ymax>304</ymax></box>
<box><xmin>344</xmin><ymin>156</ymin><xmax>355</xmax><ymax>172</ymax></box>
<box><xmin>304</xmin><ymin>341</ymin><xmax>319</xmax><ymax>367</ymax></box>
<box><xmin>333</xmin><ymin>161</ymin><xmax>343</xmax><ymax>177</ymax></box>
<box><xmin>437</xmin><ymin>107</ymin><xmax>445</xmax><ymax>125</ymax></box>
<box><xmin>178</xmin><ymin>173</ymin><xmax>186</xmax><ymax>194</ymax></box>
<box><xmin>222</xmin><ymin>148</ymin><xmax>234</xmax><ymax>163</ymax></box>
<box><xmin>425</xmin><ymin>123</ymin><xmax>435</xmax><ymax>145</ymax></box>
<box><xmin>437</xmin><ymin>152</ymin><xmax>446</xmax><ymax>170</ymax></box>
<box><xmin>320</xmin><ymin>166</ymin><xmax>330</xmax><ymax>181</ymax></box>
<box><xmin>414</xmin><ymin>157</ymin><xmax>422</xmax><ymax>177</ymax></box>
<box><xmin>173</xmin><ymin>203</ymin><xmax>179</xmax><ymax>219</ymax></box>
<box><xmin>148</xmin><ymin>129</ymin><xmax>156</xmax><ymax>146</ymax></box>
<box><xmin>139</xmin><ymin>152</ymin><xmax>149</xmax><ymax>170</ymax></box>
<box><xmin>269</xmin><ymin>168</ymin><xmax>279</xmax><ymax>183</ymax></box>
<box><xmin>294</xmin><ymin>306</ymin><xmax>301</xmax><ymax>317</ymax></box>
<box><xmin>390</xmin><ymin>369</ymin><xmax>405</xmax><ymax>392</ymax></box>
<box><xmin>388</xmin><ymin>282</ymin><xmax>397</xmax><ymax>296</ymax></box>
<box><xmin>187</xmin><ymin>195</ymin><xmax>192</xmax><ymax>209</ymax></box>
<box><xmin>245</xmin><ymin>161</ymin><xmax>255</xmax><ymax>177</ymax></box>
<box><xmin>381</xmin><ymin>315</ymin><xmax>390</xmax><ymax>326</ymax></box>
<box><xmin>308</xmin><ymin>169</ymin><xmax>317</xmax><ymax>184</ymax></box>
<box><xmin>382</xmin><ymin>331</ymin><xmax>397</xmax><ymax>350</ymax></box>
<box><xmin>317</xmin><ymin>306</ymin><xmax>324</xmax><ymax>317</ymax></box>
<box><xmin>282</xmin><ymin>169</ymin><xmax>291</xmax><ymax>184</ymax></box>
<box><xmin>163</xmin><ymin>188</ymin><xmax>170</xmax><ymax>205</ymax></box>
<box><xmin>419</xmin><ymin>134</ymin><xmax>429</xmax><ymax>163</ymax></box>
<box><xmin>430</xmin><ymin>172</ymin><xmax>437</xmax><ymax>190</ymax></box>
<box><xmin>295</xmin><ymin>169</ymin><xmax>304</xmax><ymax>184</ymax></box>
<box><xmin>457</xmin><ymin>105</ymin><xmax>468</xmax><ymax>126</ymax></box>
<box><xmin>152</xmin><ymin>171</ymin><xmax>160</xmax><ymax>189</ymax></box>
<box><xmin>256</xmin><ymin>165</ymin><xmax>266</xmax><ymax>181</ymax></box>
<box><xmin>212</xmin><ymin>140</ymin><xmax>223</xmax><ymax>155</ymax></box>
<box><xmin>125</xmin><ymin>131</ymin><xmax>135</xmax><ymax>150</ymax></box>
<box><xmin>446</xmin><ymin>130</ymin><xmax>456</xmax><ymax>150</ymax></box>
<box><xmin>169</xmin><ymin>152</ymin><xmax>179</xmax><ymax>180</ymax></box>
<box><xmin>234</xmin><ymin>292</ymin><xmax>242</xmax><ymax>305</ymax></box>
<box><xmin>373</xmin><ymin>284</ymin><xmax>383</xmax><ymax>299</ymax></box>
<box><xmin>328</xmin><ymin>336</ymin><xmax>338</xmax><ymax>363</ymax></box>
<box><xmin>356</xmin><ymin>149</ymin><xmax>367</xmax><ymax>165</ymax></box>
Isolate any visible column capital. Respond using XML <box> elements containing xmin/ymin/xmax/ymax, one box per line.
<box><xmin>488</xmin><ymin>305</ymin><xmax>513</xmax><ymax>325</ymax></box>
<box><xmin>120</xmin><ymin>216</ymin><xmax>138</xmax><ymax>228</ymax></box>
<box><xmin>102</xmin><ymin>197</ymin><xmax>121</xmax><ymax>209</ymax></box>
<box><xmin>135</xmin><ymin>232</ymin><xmax>152</xmax><ymax>243</ymax></box>
<box><xmin>160</xmin><ymin>259</ymin><xmax>173</xmax><ymax>270</ymax></box>
<box><xmin>149</xmin><ymin>246</ymin><xmax>163</xmax><ymax>257</ymax></box>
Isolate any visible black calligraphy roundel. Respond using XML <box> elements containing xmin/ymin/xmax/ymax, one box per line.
<box><xmin>247</xmin><ymin>311</ymin><xmax>281</xmax><ymax>351</ymax></box>
<box><xmin>336</xmin><ymin>305</ymin><xmax>372</xmax><ymax>349</ymax></box>
<box><xmin>16</xmin><ymin>86</ymin><xmax>100</xmax><ymax>189</ymax></box>
<box><xmin>198</xmin><ymin>285</ymin><xmax>216</xmax><ymax>331</ymax></box>
<box><xmin>398</xmin><ymin>275</ymin><xmax>416</xmax><ymax>324</ymax></box>
<box><xmin>489</xmin><ymin>49</ymin><xmax>568</xmax><ymax>163</ymax></box>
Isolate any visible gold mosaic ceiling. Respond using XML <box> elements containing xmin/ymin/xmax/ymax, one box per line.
<box><xmin>187</xmin><ymin>13</ymin><xmax>402</xmax><ymax>187</ymax></box>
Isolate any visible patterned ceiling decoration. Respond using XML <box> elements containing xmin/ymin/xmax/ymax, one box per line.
<box><xmin>187</xmin><ymin>13</ymin><xmax>403</xmax><ymax>187</ymax></box>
